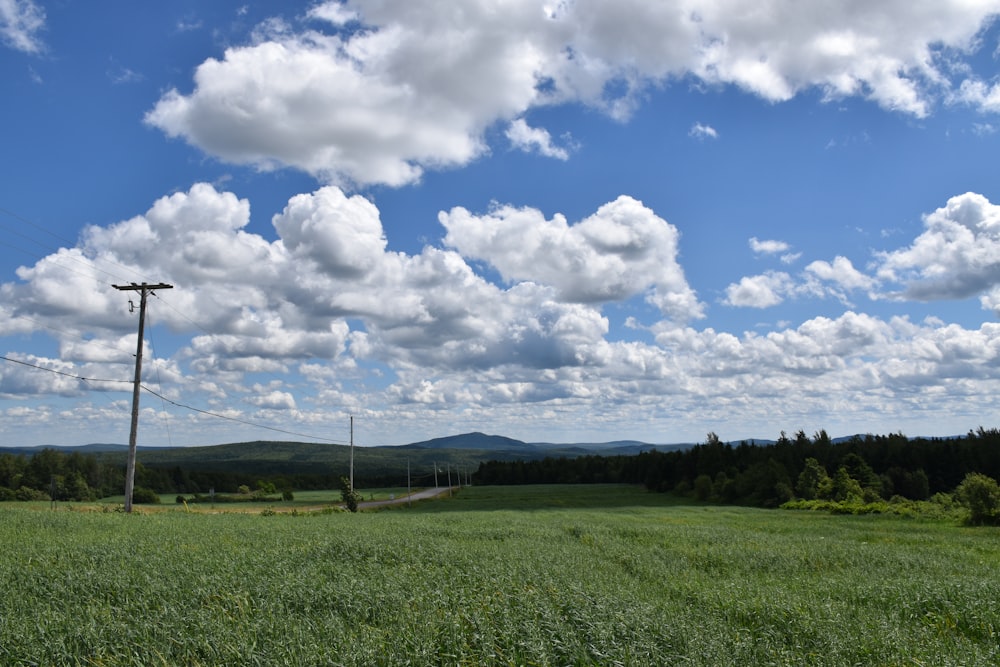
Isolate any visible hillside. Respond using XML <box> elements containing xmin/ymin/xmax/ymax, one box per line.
<box><xmin>2</xmin><ymin>433</ymin><xmax>686</xmax><ymax>486</ymax></box>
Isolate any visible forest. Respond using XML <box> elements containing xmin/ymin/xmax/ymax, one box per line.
<box><xmin>474</xmin><ymin>428</ymin><xmax>1000</xmax><ymax>507</ymax></box>
<box><xmin>1</xmin><ymin>428</ymin><xmax>999</xmax><ymax>507</ymax></box>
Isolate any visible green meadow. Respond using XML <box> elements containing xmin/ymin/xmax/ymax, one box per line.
<box><xmin>1</xmin><ymin>485</ymin><xmax>997</xmax><ymax>666</ymax></box>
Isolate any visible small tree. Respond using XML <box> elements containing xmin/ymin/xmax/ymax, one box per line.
<box><xmin>339</xmin><ymin>476</ymin><xmax>361</xmax><ymax>513</ymax></box>
<box><xmin>955</xmin><ymin>473</ymin><xmax>1000</xmax><ymax>526</ymax></box>
<box><xmin>829</xmin><ymin>467</ymin><xmax>863</xmax><ymax>502</ymax></box>
<box><xmin>693</xmin><ymin>474</ymin><xmax>713</xmax><ymax>501</ymax></box>
<box><xmin>131</xmin><ymin>486</ymin><xmax>161</xmax><ymax>504</ymax></box>
<box><xmin>796</xmin><ymin>458</ymin><xmax>830</xmax><ymax>500</ymax></box>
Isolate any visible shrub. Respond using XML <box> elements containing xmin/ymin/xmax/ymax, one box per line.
<box><xmin>131</xmin><ymin>487</ymin><xmax>162</xmax><ymax>505</ymax></box>
<box><xmin>15</xmin><ymin>486</ymin><xmax>49</xmax><ymax>501</ymax></box>
<box><xmin>693</xmin><ymin>474</ymin><xmax>713</xmax><ymax>501</ymax></box>
<box><xmin>955</xmin><ymin>473</ymin><xmax>1000</xmax><ymax>526</ymax></box>
<box><xmin>340</xmin><ymin>476</ymin><xmax>361</xmax><ymax>512</ymax></box>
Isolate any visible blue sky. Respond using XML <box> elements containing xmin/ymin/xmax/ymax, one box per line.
<box><xmin>2</xmin><ymin>0</ymin><xmax>1000</xmax><ymax>447</ymax></box>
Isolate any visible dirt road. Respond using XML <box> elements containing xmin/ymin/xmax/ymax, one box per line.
<box><xmin>356</xmin><ymin>486</ymin><xmax>455</xmax><ymax>509</ymax></box>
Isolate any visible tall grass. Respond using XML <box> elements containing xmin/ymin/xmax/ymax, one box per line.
<box><xmin>0</xmin><ymin>485</ymin><xmax>996</xmax><ymax>665</ymax></box>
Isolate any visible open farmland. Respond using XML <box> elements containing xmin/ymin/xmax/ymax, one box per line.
<box><xmin>1</xmin><ymin>485</ymin><xmax>997</xmax><ymax>666</ymax></box>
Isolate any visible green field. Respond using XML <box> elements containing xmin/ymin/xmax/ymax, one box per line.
<box><xmin>1</xmin><ymin>485</ymin><xmax>997</xmax><ymax>665</ymax></box>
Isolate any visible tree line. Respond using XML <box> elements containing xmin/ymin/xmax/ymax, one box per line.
<box><xmin>4</xmin><ymin>428</ymin><xmax>1000</xmax><ymax>510</ymax></box>
<box><xmin>0</xmin><ymin>449</ymin><xmax>328</xmax><ymax>502</ymax></box>
<box><xmin>473</xmin><ymin>428</ymin><xmax>1000</xmax><ymax>508</ymax></box>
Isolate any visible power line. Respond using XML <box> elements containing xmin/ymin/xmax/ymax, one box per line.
<box><xmin>0</xmin><ymin>354</ymin><xmax>347</xmax><ymax>445</ymax></box>
<box><xmin>139</xmin><ymin>384</ymin><xmax>348</xmax><ymax>444</ymax></box>
<box><xmin>0</xmin><ymin>206</ymin><xmax>80</xmax><ymax>248</ymax></box>
<box><xmin>0</xmin><ymin>354</ymin><xmax>131</xmax><ymax>384</ymax></box>
<box><xmin>0</xmin><ymin>205</ymin><xmax>155</xmax><ymax>288</ymax></box>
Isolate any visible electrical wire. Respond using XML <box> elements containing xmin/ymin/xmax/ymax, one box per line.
<box><xmin>139</xmin><ymin>384</ymin><xmax>347</xmax><ymax>444</ymax></box>
<box><xmin>0</xmin><ymin>205</ymin><xmax>155</xmax><ymax>288</ymax></box>
<box><xmin>0</xmin><ymin>355</ymin><xmax>347</xmax><ymax>445</ymax></box>
<box><xmin>1</xmin><ymin>206</ymin><xmax>355</xmax><ymax>447</ymax></box>
<box><xmin>144</xmin><ymin>311</ymin><xmax>174</xmax><ymax>448</ymax></box>
<box><xmin>0</xmin><ymin>354</ymin><xmax>131</xmax><ymax>385</ymax></box>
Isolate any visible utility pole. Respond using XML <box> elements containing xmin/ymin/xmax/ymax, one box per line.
<box><xmin>113</xmin><ymin>282</ymin><xmax>172</xmax><ymax>513</ymax></box>
<box><xmin>349</xmin><ymin>415</ymin><xmax>354</xmax><ymax>492</ymax></box>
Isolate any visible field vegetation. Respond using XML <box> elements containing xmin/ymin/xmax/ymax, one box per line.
<box><xmin>3</xmin><ymin>428</ymin><xmax>1000</xmax><ymax>513</ymax></box>
<box><xmin>1</xmin><ymin>485</ymin><xmax>997</xmax><ymax>665</ymax></box>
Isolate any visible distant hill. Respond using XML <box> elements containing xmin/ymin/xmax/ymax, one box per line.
<box><xmin>402</xmin><ymin>432</ymin><xmax>534</xmax><ymax>451</ymax></box>
<box><xmin>18</xmin><ymin>432</ymin><xmax>933</xmax><ymax>486</ymax></box>
<box><xmin>0</xmin><ymin>432</ymin><xmax>695</xmax><ymax>485</ymax></box>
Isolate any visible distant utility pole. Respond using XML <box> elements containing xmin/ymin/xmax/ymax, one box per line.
<box><xmin>113</xmin><ymin>282</ymin><xmax>172</xmax><ymax>513</ymax></box>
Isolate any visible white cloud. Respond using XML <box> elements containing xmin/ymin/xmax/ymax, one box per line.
<box><xmin>726</xmin><ymin>257</ymin><xmax>876</xmax><ymax>309</ymax></box>
<box><xmin>954</xmin><ymin>78</ymin><xmax>1000</xmax><ymax>113</ymax></box>
<box><xmin>144</xmin><ymin>0</ymin><xmax>1000</xmax><ymax>187</ymax></box>
<box><xmin>440</xmin><ymin>195</ymin><xmax>704</xmax><ymax>321</ymax></box>
<box><xmin>247</xmin><ymin>389</ymin><xmax>297</xmax><ymax>410</ymax></box>
<box><xmin>689</xmin><ymin>122</ymin><xmax>718</xmax><ymax>140</ymax></box>
<box><xmin>805</xmin><ymin>256</ymin><xmax>877</xmax><ymax>293</ymax></box>
<box><xmin>0</xmin><ymin>0</ymin><xmax>44</xmax><ymax>53</ymax></box>
<box><xmin>9</xmin><ymin>183</ymin><xmax>1000</xmax><ymax>444</ymax></box>
<box><xmin>749</xmin><ymin>237</ymin><xmax>790</xmax><ymax>255</ymax></box>
<box><xmin>273</xmin><ymin>187</ymin><xmax>387</xmax><ymax>278</ymax></box>
<box><xmin>7</xmin><ymin>184</ymin><xmax>698</xmax><ymax>393</ymax></box>
<box><xmin>729</xmin><ymin>193</ymin><xmax>1000</xmax><ymax>311</ymax></box>
<box><xmin>723</xmin><ymin>271</ymin><xmax>793</xmax><ymax>308</ymax></box>
<box><xmin>308</xmin><ymin>3</ymin><xmax>359</xmax><ymax>26</ymax></box>
<box><xmin>506</xmin><ymin>118</ymin><xmax>571</xmax><ymax>159</ymax></box>
<box><xmin>876</xmin><ymin>192</ymin><xmax>1000</xmax><ymax>303</ymax></box>
<box><xmin>0</xmin><ymin>353</ymin><xmax>86</xmax><ymax>398</ymax></box>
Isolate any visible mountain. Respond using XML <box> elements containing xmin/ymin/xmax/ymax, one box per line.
<box><xmin>402</xmin><ymin>432</ymin><xmax>535</xmax><ymax>451</ymax></box>
<box><xmin>0</xmin><ymin>432</ymin><xmax>688</xmax><ymax>484</ymax></box>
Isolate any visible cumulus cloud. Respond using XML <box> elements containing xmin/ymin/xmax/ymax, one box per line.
<box><xmin>506</xmin><ymin>118</ymin><xmax>571</xmax><ymax>159</ymax></box>
<box><xmin>750</xmin><ymin>237</ymin><xmax>801</xmax><ymax>265</ymax></box>
<box><xmin>0</xmin><ymin>0</ymin><xmax>44</xmax><ymax>53</ymax></box>
<box><xmin>6</xmin><ymin>184</ymin><xmax>704</xmax><ymax>405</ymax></box>
<box><xmin>273</xmin><ymin>187</ymin><xmax>387</xmax><ymax>277</ymax></box>
<box><xmin>805</xmin><ymin>256</ymin><xmax>877</xmax><ymax>299</ymax></box>
<box><xmin>247</xmin><ymin>389</ymin><xmax>297</xmax><ymax>410</ymax></box>
<box><xmin>876</xmin><ymin>192</ymin><xmax>1000</xmax><ymax>306</ymax></box>
<box><xmin>440</xmin><ymin>195</ymin><xmax>704</xmax><ymax>321</ymax></box>
<box><xmin>729</xmin><ymin>192</ymin><xmax>1000</xmax><ymax>313</ymax></box>
<box><xmin>723</xmin><ymin>271</ymin><xmax>793</xmax><ymax>308</ymax></box>
<box><xmin>9</xmin><ymin>183</ymin><xmax>1000</xmax><ymax>444</ymax></box>
<box><xmin>749</xmin><ymin>237</ymin><xmax>789</xmax><ymax>255</ymax></box>
<box><xmin>144</xmin><ymin>0</ymin><xmax>1000</xmax><ymax>187</ymax></box>
<box><xmin>726</xmin><ymin>256</ymin><xmax>877</xmax><ymax>308</ymax></box>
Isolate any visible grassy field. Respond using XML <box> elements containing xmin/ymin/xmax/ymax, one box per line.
<box><xmin>1</xmin><ymin>485</ymin><xmax>997</xmax><ymax>665</ymax></box>
<box><xmin>89</xmin><ymin>487</ymin><xmax>419</xmax><ymax>511</ymax></box>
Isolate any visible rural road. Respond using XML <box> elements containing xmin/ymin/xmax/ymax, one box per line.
<box><xmin>356</xmin><ymin>486</ymin><xmax>455</xmax><ymax>509</ymax></box>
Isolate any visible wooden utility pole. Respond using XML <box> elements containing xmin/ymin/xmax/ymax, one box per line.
<box><xmin>349</xmin><ymin>415</ymin><xmax>354</xmax><ymax>492</ymax></box>
<box><xmin>113</xmin><ymin>282</ymin><xmax>172</xmax><ymax>513</ymax></box>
